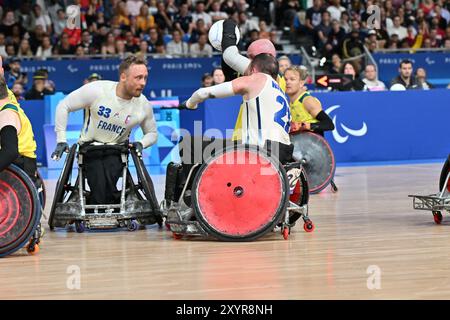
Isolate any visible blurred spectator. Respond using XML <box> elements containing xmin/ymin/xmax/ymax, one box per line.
<box><xmin>116</xmin><ymin>39</ymin><xmax>127</xmax><ymax>57</ymax></box>
<box><xmin>83</xmin><ymin>30</ymin><xmax>100</xmax><ymax>54</ymax></box>
<box><xmin>6</xmin><ymin>58</ymin><xmax>25</xmax><ymax>88</ymax></box>
<box><xmin>5</xmin><ymin>44</ymin><xmax>16</xmax><ymax>57</ymax></box>
<box><xmin>342</xmin><ymin>29</ymin><xmax>364</xmax><ymax>58</ymax></box>
<box><xmin>221</xmin><ymin>0</ymin><xmax>238</xmax><ymax>16</ymax></box>
<box><xmin>268</xmin><ymin>31</ymin><xmax>282</xmax><ymax>51</ymax></box>
<box><xmin>278</xmin><ymin>56</ymin><xmax>292</xmax><ymax>76</ymax></box>
<box><xmin>124</xmin><ymin>30</ymin><xmax>139</xmax><ymax>52</ymax></box>
<box><xmin>32</xmin><ymin>4</ymin><xmax>52</xmax><ymax>34</ymax></box>
<box><xmin>258</xmin><ymin>20</ymin><xmax>271</xmax><ymax>39</ymax></box>
<box><xmin>387</xmin><ymin>15</ymin><xmax>407</xmax><ymax>40</ymax></box>
<box><xmin>127</xmin><ymin>0</ymin><xmax>144</xmax><ymax>17</ymax></box>
<box><xmin>75</xmin><ymin>45</ymin><xmax>87</xmax><ymax>59</ymax></box>
<box><xmin>48</xmin><ymin>0</ymin><xmax>63</xmax><ymax>24</ymax></box>
<box><xmin>238</xmin><ymin>11</ymin><xmax>259</xmax><ymax>38</ymax></box>
<box><xmin>340</xmin><ymin>11</ymin><xmax>351</xmax><ymax>33</ymax></box>
<box><xmin>154</xmin><ymin>1</ymin><xmax>173</xmax><ymax>32</ymax></box>
<box><xmin>54</xmin><ymin>32</ymin><xmax>75</xmax><ymax>55</ymax></box>
<box><xmin>147</xmin><ymin>27</ymin><xmax>163</xmax><ymax>53</ymax></box>
<box><xmin>12</xmin><ymin>82</ymin><xmax>25</xmax><ymax>101</ymax></box>
<box><xmin>201</xmin><ymin>73</ymin><xmax>213</xmax><ymax>87</ymax></box>
<box><xmin>327</xmin><ymin>0</ymin><xmax>346</xmax><ymax>21</ymax></box>
<box><xmin>420</xmin><ymin>0</ymin><xmax>435</xmax><ymax>16</ymax></box>
<box><xmin>17</xmin><ymin>39</ymin><xmax>33</xmax><ymax>58</ymax></box>
<box><xmin>189</xmin><ymin>19</ymin><xmax>208</xmax><ymax>44</ymax></box>
<box><xmin>212</xmin><ymin>67</ymin><xmax>225</xmax><ymax>85</ymax></box>
<box><xmin>53</xmin><ymin>9</ymin><xmax>67</xmax><ymax>36</ymax></box>
<box><xmin>24</xmin><ymin>70</ymin><xmax>53</xmax><ymax>100</ymax></box>
<box><xmin>415</xmin><ymin>68</ymin><xmax>434</xmax><ymax>90</ymax></box>
<box><xmin>209</xmin><ymin>0</ymin><xmax>228</xmax><ymax>23</ymax></box>
<box><xmin>116</xmin><ymin>1</ymin><xmax>131</xmax><ymax>27</ymax></box>
<box><xmin>136</xmin><ymin>3</ymin><xmax>155</xmax><ymax>33</ymax></box>
<box><xmin>101</xmin><ymin>32</ymin><xmax>117</xmax><ymax>55</ymax></box>
<box><xmin>37</xmin><ymin>68</ymin><xmax>55</xmax><ymax>93</ymax></box>
<box><xmin>0</xmin><ymin>10</ymin><xmax>18</xmax><ymax>37</ymax></box>
<box><xmin>390</xmin><ymin>59</ymin><xmax>419</xmax><ymax>90</ymax></box>
<box><xmin>166</xmin><ymin>30</ymin><xmax>188</xmax><ymax>55</ymax></box>
<box><xmin>362</xmin><ymin>65</ymin><xmax>386</xmax><ymax>91</ymax></box>
<box><xmin>0</xmin><ymin>33</ymin><xmax>6</xmax><ymax>58</ymax></box>
<box><xmin>190</xmin><ymin>33</ymin><xmax>213</xmax><ymax>57</ymax></box>
<box><xmin>340</xmin><ymin>61</ymin><xmax>365</xmax><ymax>91</ymax></box>
<box><xmin>173</xmin><ymin>3</ymin><xmax>193</xmax><ymax>34</ymax></box>
<box><xmin>137</xmin><ymin>40</ymin><xmax>151</xmax><ymax>56</ymax></box>
<box><xmin>315</xmin><ymin>11</ymin><xmax>332</xmax><ymax>50</ymax></box>
<box><xmin>16</xmin><ymin>2</ymin><xmax>34</xmax><ymax>33</ymax></box>
<box><xmin>36</xmin><ymin>35</ymin><xmax>53</xmax><ymax>60</ymax></box>
<box><xmin>328</xmin><ymin>53</ymin><xmax>342</xmax><ymax>74</ymax></box>
<box><xmin>192</xmin><ymin>1</ymin><xmax>212</xmax><ymax>28</ymax></box>
<box><xmin>305</xmin><ymin>0</ymin><xmax>325</xmax><ymax>32</ymax></box>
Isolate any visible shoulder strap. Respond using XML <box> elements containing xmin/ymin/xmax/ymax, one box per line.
<box><xmin>0</xmin><ymin>103</ymin><xmax>19</xmax><ymax>112</ymax></box>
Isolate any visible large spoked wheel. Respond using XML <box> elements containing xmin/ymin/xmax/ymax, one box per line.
<box><xmin>0</xmin><ymin>165</ymin><xmax>41</xmax><ymax>257</ymax></box>
<box><xmin>439</xmin><ymin>155</ymin><xmax>450</xmax><ymax>194</ymax></box>
<box><xmin>48</xmin><ymin>144</ymin><xmax>77</xmax><ymax>230</ymax></box>
<box><xmin>130</xmin><ymin>149</ymin><xmax>163</xmax><ymax>226</ymax></box>
<box><xmin>290</xmin><ymin>131</ymin><xmax>336</xmax><ymax>194</ymax></box>
<box><xmin>192</xmin><ymin>145</ymin><xmax>290</xmax><ymax>241</ymax></box>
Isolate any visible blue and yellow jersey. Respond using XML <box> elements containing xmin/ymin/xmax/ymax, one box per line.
<box><xmin>290</xmin><ymin>91</ymin><xmax>319</xmax><ymax>124</ymax></box>
<box><xmin>0</xmin><ymin>89</ymin><xmax>37</xmax><ymax>158</ymax></box>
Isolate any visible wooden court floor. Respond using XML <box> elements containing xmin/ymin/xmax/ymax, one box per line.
<box><xmin>1</xmin><ymin>162</ymin><xmax>450</xmax><ymax>300</ymax></box>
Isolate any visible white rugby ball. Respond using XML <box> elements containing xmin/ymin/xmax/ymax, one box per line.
<box><xmin>208</xmin><ymin>20</ymin><xmax>240</xmax><ymax>52</ymax></box>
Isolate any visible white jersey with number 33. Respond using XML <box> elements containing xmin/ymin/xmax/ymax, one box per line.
<box><xmin>240</xmin><ymin>74</ymin><xmax>291</xmax><ymax>147</ymax></box>
<box><xmin>55</xmin><ymin>80</ymin><xmax>158</xmax><ymax>148</ymax></box>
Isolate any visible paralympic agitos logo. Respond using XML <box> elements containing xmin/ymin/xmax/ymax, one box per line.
<box><xmin>325</xmin><ymin>105</ymin><xmax>368</xmax><ymax>144</ymax></box>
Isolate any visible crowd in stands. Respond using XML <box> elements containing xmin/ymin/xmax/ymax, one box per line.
<box><xmin>0</xmin><ymin>0</ymin><xmax>448</xmax><ymax>99</ymax></box>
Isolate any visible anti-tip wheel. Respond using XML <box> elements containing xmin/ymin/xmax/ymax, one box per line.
<box><xmin>304</xmin><ymin>221</ymin><xmax>315</xmax><ymax>233</ymax></box>
<box><xmin>433</xmin><ymin>211</ymin><xmax>443</xmax><ymax>224</ymax></box>
<box><xmin>282</xmin><ymin>227</ymin><xmax>289</xmax><ymax>240</ymax></box>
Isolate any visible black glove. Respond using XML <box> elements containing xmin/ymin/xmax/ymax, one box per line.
<box><xmin>177</xmin><ymin>101</ymin><xmax>196</xmax><ymax>111</ymax></box>
<box><xmin>51</xmin><ymin>142</ymin><xmax>69</xmax><ymax>161</ymax></box>
<box><xmin>221</xmin><ymin>19</ymin><xmax>237</xmax><ymax>52</ymax></box>
<box><xmin>131</xmin><ymin>141</ymin><xmax>143</xmax><ymax>157</ymax></box>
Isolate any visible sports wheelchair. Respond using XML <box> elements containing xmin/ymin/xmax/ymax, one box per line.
<box><xmin>290</xmin><ymin>131</ymin><xmax>338</xmax><ymax>194</ymax></box>
<box><xmin>0</xmin><ymin>165</ymin><xmax>45</xmax><ymax>257</ymax></box>
<box><xmin>409</xmin><ymin>155</ymin><xmax>450</xmax><ymax>224</ymax></box>
<box><xmin>163</xmin><ymin>144</ymin><xmax>314</xmax><ymax>241</ymax></box>
<box><xmin>48</xmin><ymin>143</ymin><xmax>163</xmax><ymax>232</ymax></box>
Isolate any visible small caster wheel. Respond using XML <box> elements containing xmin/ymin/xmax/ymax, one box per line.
<box><xmin>304</xmin><ymin>221</ymin><xmax>315</xmax><ymax>233</ymax></box>
<box><xmin>173</xmin><ymin>233</ymin><xmax>182</xmax><ymax>240</ymax></box>
<box><xmin>433</xmin><ymin>211</ymin><xmax>443</xmax><ymax>224</ymax></box>
<box><xmin>75</xmin><ymin>221</ymin><xmax>85</xmax><ymax>233</ymax></box>
<box><xmin>127</xmin><ymin>220</ymin><xmax>138</xmax><ymax>232</ymax></box>
<box><xmin>282</xmin><ymin>227</ymin><xmax>289</xmax><ymax>240</ymax></box>
<box><xmin>27</xmin><ymin>243</ymin><xmax>39</xmax><ymax>255</ymax></box>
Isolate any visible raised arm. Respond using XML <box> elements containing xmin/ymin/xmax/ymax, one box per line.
<box><xmin>221</xmin><ymin>19</ymin><xmax>250</xmax><ymax>76</ymax></box>
<box><xmin>55</xmin><ymin>81</ymin><xmax>101</xmax><ymax>143</ymax></box>
<box><xmin>185</xmin><ymin>73</ymin><xmax>263</xmax><ymax>109</ymax></box>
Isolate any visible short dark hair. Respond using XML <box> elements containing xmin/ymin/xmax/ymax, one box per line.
<box><xmin>118</xmin><ymin>54</ymin><xmax>147</xmax><ymax>76</ymax></box>
<box><xmin>249</xmin><ymin>53</ymin><xmax>279</xmax><ymax>80</ymax></box>
<box><xmin>399</xmin><ymin>59</ymin><xmax>412</xmax><ymax>68</ymax></box>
